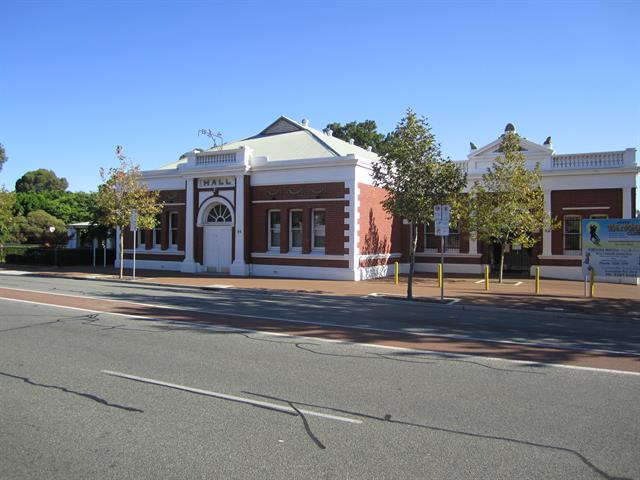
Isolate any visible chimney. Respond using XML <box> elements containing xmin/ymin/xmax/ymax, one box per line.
<box><xmin>301</xmin><ymin>118</ymin><xmax>309</xmax><ymax>127</ymax></box>
<box><xmin>349</xmin><ymin>138</ymin><xmax>355</xmax><ymax>145</ymax></box>
<box><xmin>366</xmin><ymin>145</ymin><xmax>372</xmax><ymax>152</ymax></box>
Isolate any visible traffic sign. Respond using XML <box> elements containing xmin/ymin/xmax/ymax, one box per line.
<box><xmin>434</xmin><ymin>204</ymin><xmax>451</xmax><ymax>236</ymax></box>
<box><xmin>130</xmin><ymin>209</ymin><xmax>138</xmax><ymax>232</ymax></box>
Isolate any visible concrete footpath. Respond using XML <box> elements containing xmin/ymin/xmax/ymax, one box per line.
<box><xmin>1</xmin><ymin>264</ymin><xmax>638</xmax><ymax>318</ymax></box>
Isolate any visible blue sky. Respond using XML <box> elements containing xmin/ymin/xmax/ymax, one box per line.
<box><xmin>1</xmin><ymin>0</ymin><xmax>638</xmax><ymax>192</ymax></box>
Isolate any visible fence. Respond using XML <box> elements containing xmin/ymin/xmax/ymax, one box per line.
<box><xmin>1</xmin><ymin>245</ymin><xmax>116</xmax><ymax>267</ymax></box>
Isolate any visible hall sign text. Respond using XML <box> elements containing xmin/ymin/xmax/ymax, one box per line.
<box><xmin>198</xmin><ymin>177</ymin><xmax>236</xmax><ymax>188</ymax></box>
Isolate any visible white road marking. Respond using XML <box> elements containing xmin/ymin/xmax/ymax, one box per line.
<box><xmin>1</xmin><ymin>287</ymin><xmax>639</xmax><ymax>357</ymax></box>
<box><xmin>2</xmin><ymin>293</ymin><xmax>640</xmax><ymax>377</ymax></box>
<box><xmin>474</xmin><ymin>280</ymin><xmax>484</xmax><ymax>284</ymax></box>
<box><xmin>101</xmin><ymin>370</ymin><xmax>362</xmax><ymax>424</ymax></box>
<box><xmin>0</xmin><ymin>270</ymin><xmax>30</xmax><ymax>275</ymax></box>
<box><xmin>544</xmin><ymin>307</ymin><xmax>565</xmax><ymax>312</ymax></box>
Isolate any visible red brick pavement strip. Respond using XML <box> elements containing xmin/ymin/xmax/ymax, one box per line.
<box><xmin>2</xmin><ymin>266</ymin><xmax>639</xmax><ymax>318</ymax></box>
<box><xmin>2</xmin><ymin>287</ymin><xmax>639</xmax><ymax>374</ymax></box>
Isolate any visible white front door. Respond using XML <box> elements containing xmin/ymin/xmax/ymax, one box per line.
<box><xmin>203</xmin><ymin>226</ymin><xmax>232</xmax><ymax>273</ymax></box>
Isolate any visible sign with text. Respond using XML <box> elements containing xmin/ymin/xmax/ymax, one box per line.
<box><xmin>198</xmin><ymin>176</ymin><xmax>236</xmax><ymax>189</ymax></box>
<box><xmin>130</xmin><ymin>209</ymin><xmax>138</xmax><ymax>232</ymax></box>
<box><xmin>582</xmin><ymin>219</ymin><xmax>640</xmax><ymax>277</ymax></box>
<box><xmin>434</xmin><ymin>204</ymin><xmax>451</xmax><ymax>237</ymax></box>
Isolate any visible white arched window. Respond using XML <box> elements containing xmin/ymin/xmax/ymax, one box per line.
<box><xmin>205</xmin><ymin>203</ymin><xmax>233</xmax><ymax>224</ymax></box>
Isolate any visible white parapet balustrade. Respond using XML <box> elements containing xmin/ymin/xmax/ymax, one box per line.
<box><xmin>195</xmin><ymin>152</ymin><xmax>238</xmax><ymax>166</ymax></box>
<box><xmin>552</xmin><ymin>151</ymin><xmax>625</xmax><ymax>170</ymax></box>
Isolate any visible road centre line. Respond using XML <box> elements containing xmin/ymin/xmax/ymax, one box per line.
<box><xmin>101</xmin><ymin>370</ymin><xmax>362</xmax><ymax>424</ymax></box>
<box><xmin>2</xmin><ymin>296</ymin><xmax>640</xmax><ymax>377</ymax></box>
<box><xmin>1</xmin><ymin>285</ymin><xmax>638</xmax><ymax>358</ymax></box>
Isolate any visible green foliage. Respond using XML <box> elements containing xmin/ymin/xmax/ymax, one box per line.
<box><xmin>463</xmin><ymin>131</ymin><xmax>558</xmax><ymax>282</ymax></box>
<box><xmin>326</xmin><ymin>120</ymin><xmax>389</xmax><ymax>154</ymax></box>
<box><xmin>15</xmin><ymin>168</ymin><xmax>69</xmax><ymax>193</ymax></box>
<box><xmin>0</xmin><ymin>188</ymin><xmax>18</xmax><ymax>243</ymax></box>
<box><xmin>96</xmin><ymin>157</ymin><xmax>163</xmax><ymax>278</ymax></box>
<box><xmin>372</xmin><ymin>108</ymin><xmax>467</xmax><ymax>299</ymax></box>
<box><xmin>14</xmin><ymin>210</ymin><xmax>68</xmax><ymax>245</ymax></box>
<box><xmin>0</xmin><ymin>143</ymin><xmax>7</xmax><ymax>172</ymax></box>
<box><xmin>14</xmin><ymin>190</ymin><xmax>95</xmax><ymax>224</ymax></box>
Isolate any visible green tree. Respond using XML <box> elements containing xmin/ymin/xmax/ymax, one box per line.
<box><xmin>15</xmin><ymin>169</ymin><xmax>69</xmax><ymax>193</ymax></box>
<box><xmin>96</xmin><ymin>151</ymin><xmax>162</xmax><ymax>278</ymax></box>
<box><xmin>0</xmin><ymin>143</ymin><xmax>7</xmax><ymax>172</ymax></box>
<box><xmin>16</xmin><ymin>209</ymin><xmax>68</xmax><ymax>245</ymax></box>
<box><xmin>463</xmin><ymin>129</ymin><xmax>558</xmax><ymax>283</ymax></box>
<box><xmin>0</xmin><ymin>188</ymin><xmax>18</xmax><ymax>244</ymax></box>
<box><xmin>14</xmin><ymin>190</ymin><xmax>95</xmax><ymax>224</ymax></box>
<box><xmin>372</xmin><ymin>109</ymin><xmax>467</xmax><ymax>300</ymax></box>
<box><xmin>326</xmin><ymin>120</ymin><xmax>389</xmax><ymax>154</ymax></box>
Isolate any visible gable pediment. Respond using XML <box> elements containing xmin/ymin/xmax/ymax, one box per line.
<box><xmin>469</xmin><ymin>136</ymin><xmax>550</xmax><ymax>159</ymax></box>
<box><xmin>259</xmin><ymin>116</ymin><xmax>304</xmax><ymax>136</ymax></box>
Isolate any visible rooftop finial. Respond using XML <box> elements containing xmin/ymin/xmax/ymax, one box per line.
<box><xmin>504</xmin><ymin>123</ymin><xmax>516</xmax><ymax>133</ymax></box>
<box><xmin>544</xmin><ymin>136</ymin><xmax>552</xmax><ymax>145</ymax></box>
<box><xmin>470</xmin><ymin>142</ymin><xmax>477</xmax><ymax>150</ymax></box>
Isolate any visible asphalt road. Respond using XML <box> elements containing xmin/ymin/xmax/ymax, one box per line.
<box><xmin>1</xmin><ymin>274</ymin><xmax>639</xmax><ymax>479</ymax></box>
<box><xmin>0</xmin><ymin>273</ymin><xmax>639</xmax><ymax>354</ymax></box>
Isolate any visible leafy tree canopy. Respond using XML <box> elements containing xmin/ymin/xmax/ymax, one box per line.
<box><xmin>14</xmin><ymin>190</ymin><xmax>95</xmax><ymax>225</ymax></box>
<box><xmin>463</xmin><ymin>130</ymin><xmax>558</xmax><ymax>282</ymax></box>
<box><xmin>0</xmin><ymin>143</ymin><xmax>7</xmax><ymax>172</ymax></box>
<box><xmin>0</xmin><ymin>188</ymin><xmax>18</xmax><ymax>243</ymax></box>
<box><xmin>372</xmin><ymin>108</ymin><xmax>467</xmax><ymax>299</ymax></box>
<box><xmin>96</xmin><ymin>157</ymin><xmax>163</xmax><ymax>278</ymax></box>
<box><xmin>15</xmin><ymin>169</ymin><xmax>69</xmax><ymax>193</ymax></box>
<box><xmin>326</xmin><ymin>120</ymin><xmax>389</xmax><ymax>154</ymax></box>
<box><xmin>14</xmin><ymin>209</ymin><xmax>68</xmax><ymax>245</ymax></box>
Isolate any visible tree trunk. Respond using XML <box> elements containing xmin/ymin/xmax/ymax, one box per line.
<box><xmin>499</xmin><ymin>242</ymin><xmax>505</xmax><ymax>284</ymax></box>
<box><xmin>407</xmin><ymin>222</ymin><xmax>417</xmax><ymax>300</ymax></box>
<box><xmin>119</xmin><ymin>229</ymin><xmax>124</xmax><ymax>279</ymax></box>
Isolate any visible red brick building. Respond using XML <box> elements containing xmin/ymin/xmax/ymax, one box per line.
<box><xmin>116</xmin><ymin>118</ymin><xmax>638</xmax><ymax>282</ymax></box>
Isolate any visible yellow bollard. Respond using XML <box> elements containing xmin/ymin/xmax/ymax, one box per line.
<box><xmin>438</xmin><ymin>263</ymin><xmax>443</xmax><ymax>288</ymax></box>
<box><xmin>589</xmin><ymin>269</ymin><xmax>595</xmax><ymax>298</ymax></box>
<box><xmin>484</xmin><ymin>265</ymin><xmax>490</xmax><ymax>291</ymax></box>
<box><xmin>394</xmin><ymin>261</ymin><xmax>399</xmax><ymax>285</ymax></box>
<box><xmin>535</xmin><ymin>266</ymin><xmax>540</xmax><ymax>295</ymax></box>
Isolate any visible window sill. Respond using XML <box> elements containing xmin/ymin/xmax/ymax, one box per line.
<box><xmin>251</xmin><ymin>252</ymin><xmax>348</xmax><ymax>260</ymax></box>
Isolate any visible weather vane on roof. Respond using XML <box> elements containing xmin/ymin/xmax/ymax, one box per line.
<box><xmin>198</xmin><ymin>129</ymin><xmax>224</xmax><ymax>150</ymax></box>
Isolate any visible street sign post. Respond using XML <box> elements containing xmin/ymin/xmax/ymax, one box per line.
<box><xmin>434</xmin><ymin>205</ymin><xmax>451</xmax><ymax>303</ymax></box>
<box><xmin>130</xmin><ymin>210</ymin><xmax>138</xmax><ymax>281</ymax></box>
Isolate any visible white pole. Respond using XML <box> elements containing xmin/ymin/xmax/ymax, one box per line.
<box><xmin>133</xmin><ymin>228</ymin><xmax>137</xmax><ymax>281</ymax></box>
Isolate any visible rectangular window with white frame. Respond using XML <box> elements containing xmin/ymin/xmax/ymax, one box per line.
<box><xmin>268</xmin><ymin>210</ymin><xmax>280</xmax><ymax>251</ymax></box>
<box><xmin>136</xmin><ymin>229</ymin><xmax>146</xmax><ymax>249</ymax></box>
<box><xmin>169</xmin><ymin>212</ymin><xmax>179</xmax><ymax>247</ymax></box>
<box><xmin>311</xmin><ymin>209</ymin><xmax>326</xmax><ymax>251</ymax></box>
<box><xmin>563</xmin><ymin>215</ymin><xmax>581</xmax><ymax>254</ymax></box>
<box><xmin>446</xmin><ymin>225</ymin><xmax>460</xmax><ymax>253</ymax></box>
<box><xmin>289</xmin><ymin>209</ymin><xmax>303</xmax><ymax>250</ymax></box>
<box><xmin>153</xmin><ymin>214</ymin><xmax>162</xmax><ymax>247</ymax></box>
<box><xmin>425</xmin><ymin>223</ymin><xmax>458</xmax><ymax>252</ymax></box>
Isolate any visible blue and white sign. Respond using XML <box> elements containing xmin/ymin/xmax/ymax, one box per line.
<box><xmin>434</xmin><ymin>204</ymin><xmax>451</xmax><ymax>237</ymax></box>
<box><xmin>582</xmin><ymin>219</ymin><xmax>640</xmax><ymax>277</ymax></box>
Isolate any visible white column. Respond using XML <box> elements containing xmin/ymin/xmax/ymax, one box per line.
<box><xmin>543</xmin><ymin>189</ymin><xmax>552</xmax><ymax>256</ymax></box>
<box><xmin>230</xmin><ymin>174</ymin><xmax>249</xmax><ymax>276</ymax></box>
<box><xmin>468</xmin><ymin>235</ymin><xmax>478</xmax><ymax>255</ymax></box>
<box><xmin>622</xmin><ymin>187</ymin><xmax>632</xmax><ymax>218</ymax></box>
<box><xmin>181</xmin><ymin>179</ymin><xmax>198</xmax><ymax>272</ymax></box>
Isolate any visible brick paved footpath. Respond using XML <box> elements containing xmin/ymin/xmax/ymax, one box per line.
<box><xmin>2</xmin><ymin>265</ymin><xmax>638</xmax><ymax>318</ymax></box>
